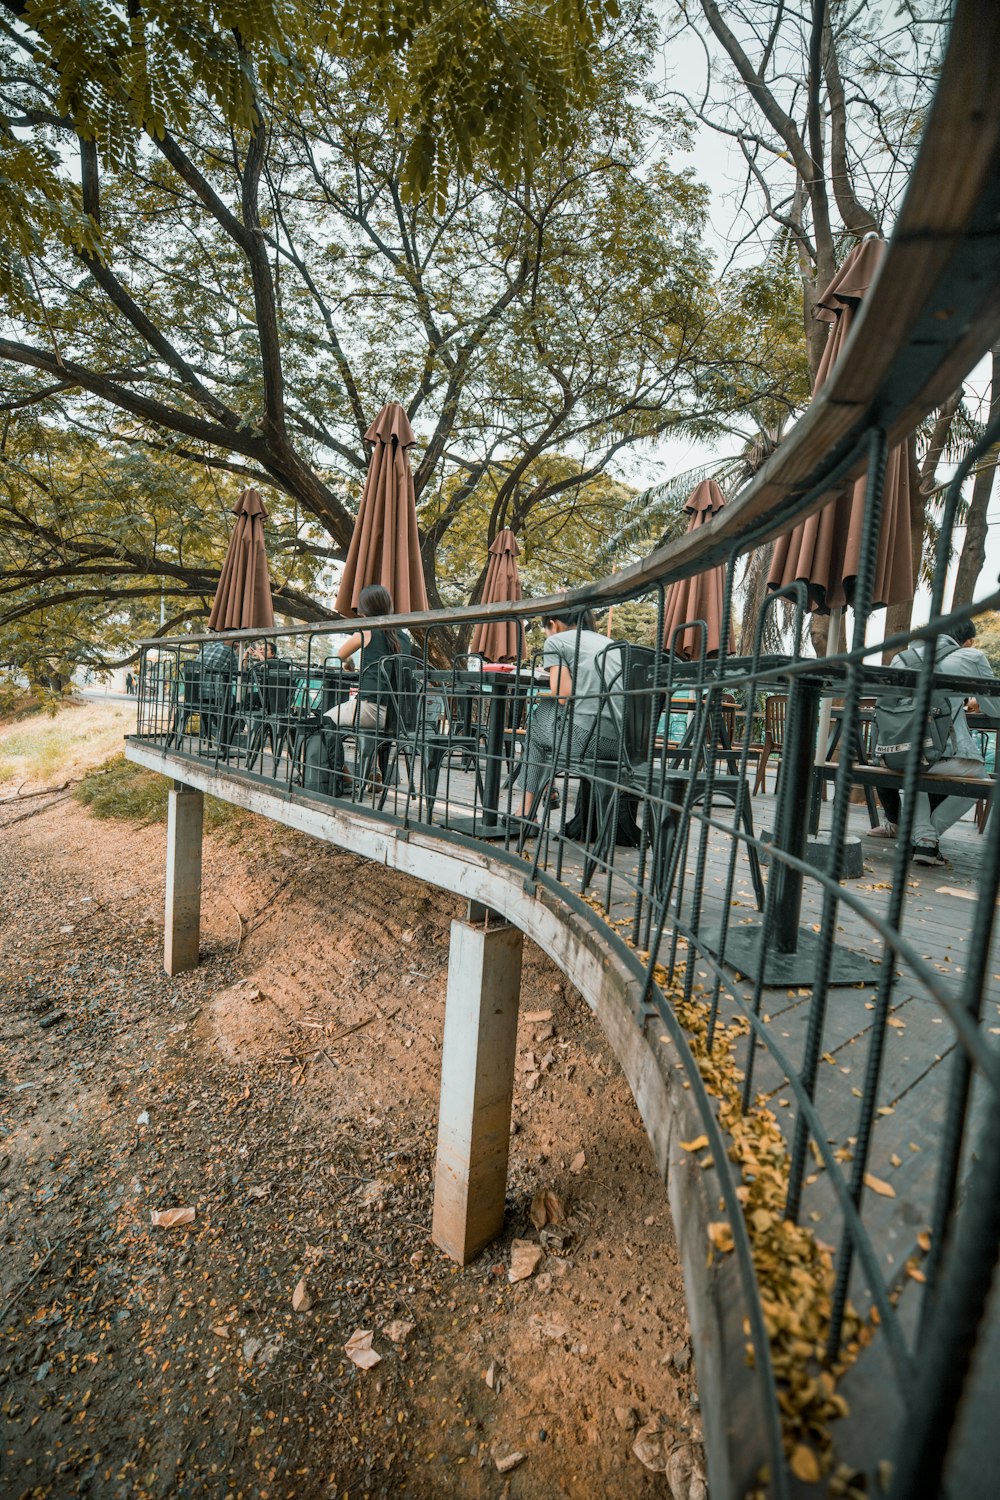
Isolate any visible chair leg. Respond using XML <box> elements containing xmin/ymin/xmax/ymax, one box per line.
<box><xmin>422</xmin><ymin>752</ymin><xmax>445</xmax><ymax>823</ymax></box>
<box><xmin>652</xmin><ymin>810</ymin><xmax>680</xmax><ymax>905</ymax></box>
<box><xmin>246</xmin><ymin>723</ymin><xmax>268</xmax><ymax>774</ymax></box>
<box><xmin>581</xmin><ymin>782</ymin><xmax>618</xmax><ymax>893</ymax></box>
<box><xmin>273</xmin><ymin>726</ymin><xmax>289</xmax><ymax>775</ymax></box>
<box><xmin>753</xmin><ymin>735</ymin><xmax>772</xmax><ymax>795</ymax></box>
<box><xmin>740</xmin><ymin>799</ymin><xmax>765</xmax><ymax>911</ymax></box>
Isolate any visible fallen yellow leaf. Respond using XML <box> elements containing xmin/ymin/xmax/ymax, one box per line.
<box><xmin>708</xmin><ymin>1221</ymin><xmax>734</xmax><ymax>1253</ymax></box>
<box><xmin>680</xmin><ymin>1135</ymin><xmax>709</xmax><ymax>1152</ymax></box>
<box><xmin>863</xmin><ymin>1173</ymin><xmax>896</xmax><ymax>1199</ymax></box>
<box><xmin>790</xmin><ymin>1443</ymin><xmax>821</xmax><ymax>1483</ymax></box>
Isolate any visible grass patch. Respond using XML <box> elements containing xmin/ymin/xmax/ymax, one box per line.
<box><xmin>76</xmin><ymin>754</ymin><xmax>171</xmax><ymax>823</ymax></box>
<box><xmin>75</xmin><ymin>754</ymin><xmax>252</xmax><ymax>835</ymax></box>
<box><xmin>0</xmin><ymin>698</ymin><xmax>130</xmax><ymax>789</ymax></box>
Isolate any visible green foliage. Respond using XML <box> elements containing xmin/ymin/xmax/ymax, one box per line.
<box><xmin>973</xmin><ymin>612</ymin><xmax>1000</xmax><ymax>674</ymax></box>
<box><xmin>76</xmin><ymin>755</ymin><xmax>172</xmax><ymax>822</ymax></box>
<box><xmin>603</xmin><ymin>597</ymin><xmax>659</xmax><ymax>646</ymax></box>
<box><xmin>1</xmin><ymin>0</ymin><xmax>622</xmax><ymax>307</ymax></box>
<box><xmin>0</xmin><ymin>412</ymin><xmax>330</xmax><ymax>676</ymax></box>
<box><xmin>75</xmin><ymin>752</ymin><xmax>249</xmax><ymax>830</ymax></box>
<box><xmin>0</xmin><ymin>0</ymin><xmax>816</xmax><ymax>665</ymax></box>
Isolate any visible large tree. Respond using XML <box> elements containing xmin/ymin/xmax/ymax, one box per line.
<box><xmin>1</xmin><ymin>0</ymin><xmax>794</xmax><ymax>672</ymax></box>
<box><xmin>661</xmin><ymin>2</ymin><xmax>1000</xmax><ymax>630</ymax></box>
<box><xmin>668</xmin><ymin>0</ymin><xmax>949</xmax><ymax>375</ymax></box>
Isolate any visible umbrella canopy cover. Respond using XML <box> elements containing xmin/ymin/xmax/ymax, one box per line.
<box><xmin>207</xmin><ymin>487</ymin><xmax>275</xmax><ymax>632</ymax></box>
<box><xmin>661</xmin><ymin>479</ymin><xmax>735</xmax><ymax>659</ymax></box>
<box><xmin>768</xmin><ymin>239</ymin><xmax>913</xmax><ymax>613</ymax></box>
<box><xmin>335</xmin><ymin>403</ymin><xmax>430</xmax><ymax>616</ymax></box>
<box><xmin>470</xmin><ymin>528</ymin><xmax>524</xmax><ymax>662</ymax></box>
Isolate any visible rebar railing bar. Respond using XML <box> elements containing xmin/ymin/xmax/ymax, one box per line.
<box><xmin>634</xmin><ymin>882</ymin><xmax>793</xmax><ymax>1500</ymax></box>
<box><xmin>825</xmin><ymin>403</ymin><xmax>1000</xmax><ymax>1360</ymax></box>
<box><xmin>704</xmin><ymin>548</ymin><xmax>755</xmax><ymax>1050</ymax></box>
<box><xmin>738</xmin><ymin>587</ymin><xmax>809</xmax><ymax>1111</ymax></box>
<box><xmin>887</xmin><ymin>1086</ymin><xmax>1000</xmax><ymax>1500</ymax></box>
<box><xmin>786</xmin><ymin>427</ymin><xmax>889</xmax><ymax>1225</ymax></box>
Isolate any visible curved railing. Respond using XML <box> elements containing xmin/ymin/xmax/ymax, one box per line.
<box><xmin>127</xmin><ymin>5</ymin><xmax>1000</xmax><ymax>1494</ymax></box>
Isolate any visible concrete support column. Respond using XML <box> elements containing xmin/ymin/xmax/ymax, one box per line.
<box><xmin>432</xmin><ymin>912</ymin><xmax>523</xmax><ymax>1264</ymax></box>
<box><xmin>164</xmin><ymin>783</ymin><xmax>204</xmax><ymax>976</ymax></box>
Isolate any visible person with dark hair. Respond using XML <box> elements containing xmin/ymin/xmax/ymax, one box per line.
<box><xmin>303</xmin><ymin>584</ymin><xmax>411</xmax><ymax>793</ymax></box>
<box><xmin>242</xmin><ymin>638</ymin><xmax>278</xmax><ymax>714</ymax></box>
<box><xmin>887</xmin><ymin>617</ymin><xmax>1000</xmax><ymax>865</ymax></box>
<box><xmin>517</xmin><ymin>608</ymin><xmax>622</xmax><ymax>824</ymax></box>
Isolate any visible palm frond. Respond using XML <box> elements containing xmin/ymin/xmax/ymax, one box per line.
<box><xmin>594</xmin><ymin>458</ymin><xmax>740</xmax><ymax>572</ymax></box>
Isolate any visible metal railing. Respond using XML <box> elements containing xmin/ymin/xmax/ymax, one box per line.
<box><xmin>128</xmin><ymin>5</ymin><xmax>1000</xmax><ymax>1494</ymax></box>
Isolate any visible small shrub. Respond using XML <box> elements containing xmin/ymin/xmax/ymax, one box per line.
<box><xmin>76</xmin><ymin>754</ymin><xmax>171</xmax><ymax>822</ymax></box>
<box><xmin>75</xmin><ymin>753</ymin><xmax>252</xmax><ymax>834</ymax></box>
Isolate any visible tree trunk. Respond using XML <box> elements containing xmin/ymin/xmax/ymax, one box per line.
<box><xmin>951</xmin><ymin>344</ymin><xmax>1000</xmax><ymax>609</ymax></box>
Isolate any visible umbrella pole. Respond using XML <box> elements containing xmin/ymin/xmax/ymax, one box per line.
<box><xmin>809</xmin><ymin>606</ymin><xmax>844</xmax><ymax>834</ymax></box>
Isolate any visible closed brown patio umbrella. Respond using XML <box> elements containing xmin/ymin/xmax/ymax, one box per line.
<box><xmin>768</xmin><ymin>238</ymin><xmax>913</xmax><ymax>613</ymax></box>
<box><xmin>207</xmin><ymin>487</ymin><xmax>275</xmax><ymax>631</ymax></box>
<box><xmin>335</xmin><ymin>403</ymin><xmax>429</xmax><ymax>616</ymax></box>
<box><xmin>470</xmin><ymin>528</ymin><xmax>524</xmax><ymax>662</ymax></box>
<box><xmin>662</xmin><ymin>480</ymin><xmax>735</xmax><ymax>658</ymax></box>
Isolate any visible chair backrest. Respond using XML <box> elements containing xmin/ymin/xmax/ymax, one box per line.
<box><xmin>764</xmin><ymin>693</ymin><xmax>787</xmax><ymax>743</ymax></box>
<box><xmin>594</xmin><ymin>642</ymin><xmax>657</xmax><ymax>765</ymax></box>
<box><xmin>376</xmin><ymin>653</ymin><xmax>420</xmax><ymax>738</ymax></box>
<box><xmin>261</xmin><ymin>661</ymin><xmax>295</xmax><ymax>716</ymax></box>
<box><xmin>179</xmin><ymin>662</ymin><xmax>205</xmax><ymax>706</ymax></box>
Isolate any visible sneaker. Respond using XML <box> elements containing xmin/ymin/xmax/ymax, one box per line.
<box><xmin>911</xmin><ymin>842</ymin><xmax>948</xmax><ymax>867</ymax></box>
<box><xmin>868</xmin><ymin>822</ymin><xmax>897</xmax><ymax>839</ymax></box>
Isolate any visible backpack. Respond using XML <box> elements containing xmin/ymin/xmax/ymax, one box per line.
<box><xmin>874</xmin><ymin>640</ymin><xmax>962</xmax><ymax>770</ymax></box>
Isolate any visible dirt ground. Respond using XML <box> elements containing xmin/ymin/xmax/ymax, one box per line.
<box><xmin>1</xmin><ymin>754</ymin><xmax>699</xmax><ymax>1497</ymax></box>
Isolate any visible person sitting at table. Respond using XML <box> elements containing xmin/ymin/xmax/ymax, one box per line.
<box><xmin>887</xmin><ymin>618</ymin><xmax>1000</xmax><ymax>866</ymax></box>
<box><xmin>239</xmin><ymin>638</ymin><xmax>277</xmax><ymax>718</ymax></box>
<box><xmin>517</xmin><ymin>608</ymin><xmax>622</xmax><ymax>826</ymax></box>
<box><xmin>303</xmin><ymin>585</ymin><xmax>412</xmax><ymax>794</ymax></box>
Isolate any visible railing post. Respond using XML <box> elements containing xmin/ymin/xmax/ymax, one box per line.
<box><xmin>770</xmin><ymin>679</ymin><xmax>822</xmax><ymax>954</ymax></box>
<box><xmin>432</xmin><ymin>907</ymin><xmax>523</xmax><ymax>1264</ymax></box>
<box><xmin>164</xmin><ymin>782</ymin><xmax>204</xmax><ymax>976</ymax></box>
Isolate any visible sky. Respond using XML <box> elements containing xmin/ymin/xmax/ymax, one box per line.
<box><xmin>627</xmin><ymin>7</ymin><xmax>997</xmax><ymax>623</ymax></box>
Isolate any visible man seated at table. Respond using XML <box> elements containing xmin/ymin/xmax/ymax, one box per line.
<box><xmin>517</xmin><ymin>608</ymin><xmax>622</xmax><ymax>827</ymax></box>
<box><xmin>888</xmin><ymin>619</ymin><xmax>1000</xmax><ymax>866</ymax></box>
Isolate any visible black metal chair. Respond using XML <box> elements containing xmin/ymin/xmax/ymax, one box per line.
<box><xmin>374</xmin><ymin>658</ymin><xmax>487</xmax><ymax>821</ymax></box>
<box><xmin>246</xmin><ymin>660</ymin><xmax>296</xmax><ymax>774</ymax></box>
<box><xmin>168</xmin><ymin>662</ymin><xmax>213</xmax><ymax>747</ymax></box>
<box><xmin>521</xmin><ymin>641</ymin><xmax>645</xmax><ymax>878</ymax></box>
<box><xmin>649</xmin><ymin>685</ymin><xmax>765</xmax><ymax>911</ymax></box>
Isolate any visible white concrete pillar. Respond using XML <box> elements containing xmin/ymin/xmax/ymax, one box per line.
<box><xmin>432</xmin><ymin>912</ymin><xmax>523</xmax><ymax>1264</ymax></box>
<box><xmin>165</xmin><ymin>784</ymin><xmax>204</xmax><ymax>976</ymax></box>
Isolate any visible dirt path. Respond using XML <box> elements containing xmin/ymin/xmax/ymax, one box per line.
<box><xmin>0</xmin><ymin>796</ymin><xmax>698</xmax><ymax>1499</ymax></box>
